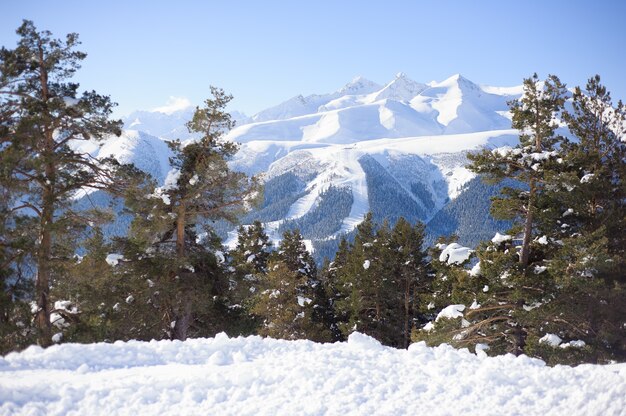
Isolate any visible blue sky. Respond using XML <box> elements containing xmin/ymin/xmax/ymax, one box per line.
<box><xmin>1</xmin><ymin>0</ymin><xmax>625</xmax><ymax>117</ymax></box>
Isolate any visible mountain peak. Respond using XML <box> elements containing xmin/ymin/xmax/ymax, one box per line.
<box><xmin>438</xmin><ymin>73</ymin><xmax>477</xmax><ymax>89</ymax></box>
<box><xmin>339</xmin><ymin>76</ymin><xmax>381</xmax><ymax>95</ymax></box>
<box><xmin>374</xmin><ymin>72</ymin><xmax>427</xmax><ymax>102</ymax></box>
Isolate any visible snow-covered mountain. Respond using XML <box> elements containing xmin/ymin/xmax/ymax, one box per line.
<box><xmin>222</xmin><ymin>73</ymin><xmax>522</xmax><ymax>255</ymax></box>
<box><xmin>100</xmin><ymin>73</ymin><xmax>525</xmax><ymax>258</ymax></box>
<box><xmin>122</xmin><ymin>107</ymin><xmax>196</xmax><ymax>140</ymax></box>
<box><xmin>121</xmin><ymin>107</ymin><xmax>251</xmax><ymax>140</ymax></box>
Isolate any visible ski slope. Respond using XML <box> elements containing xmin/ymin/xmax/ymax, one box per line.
<box><xmin>1</xmin><ymin>333</ymin><xmax>624</xmax><ymax>415</ymax></box>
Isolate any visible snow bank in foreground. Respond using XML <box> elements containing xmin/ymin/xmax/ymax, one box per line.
<box><xmin>1</xmin><ymin>333</ymin><xmax>625</xmax><ymax>415</ymax></box>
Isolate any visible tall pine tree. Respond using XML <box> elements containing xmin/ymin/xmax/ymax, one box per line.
<box><xmin>0</xmin><ymin>21</ymin><xmax>122</xmax><ymax>346</ymax></box>
<box><xmin>468</xmin><ymin>74</ymin><xmax>567</xmax><ymax>267</ymax></box>
<box><xmin>119</xmin><ymin>87</ymin><xmax>258</xmax><ymax>340</ymax></box>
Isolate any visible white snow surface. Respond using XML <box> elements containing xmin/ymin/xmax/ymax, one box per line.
<box><xmin>438</xmin><ymin>243</ymin><xmax>473</xmax><ymax>265</ymax></box>
<box><xmin>2</xmin><ymin>333</ymin><xmax>625</xmax><ymax>415</ymax></box>
<box><xmin>491</xmin><ymin>232</ymin><xmax>512</xmax><ymax>244</ymax></box>
<box><xmin>436</xmin><ymin>304</ymin><xmax>466</xmax><ymax>321</ymax></box>
<box><xmin>105</xmin><ymin>253</ymin><xmax>124</xmax><ymax>267</ymax></box>
<box><xmin>539</xmin><ymin>333</ymin><xmax>563</xmax><ymax>347</ymax></box>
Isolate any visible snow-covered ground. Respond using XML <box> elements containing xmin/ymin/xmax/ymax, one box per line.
<box><xmin>1</xmin><ymin>333</ymin><xmax>624</xmax><ymax>415</ymax></box>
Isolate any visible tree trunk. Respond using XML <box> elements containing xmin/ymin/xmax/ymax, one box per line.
<box><xmin>519</xmin><ymin>179</ymin><xmax>536</xmax><ymax>267</ymax></box>
<box><xmin>171</xmin><ymin>297</ymin><xmax>192</xmax><ymax>341</ymax></box>
<box><xmin>34</xmin><ymin>47</ymin><xmax>53</xmax><ymax>347</ymax></box>
<box><xmin>176</xmin><ymin>202</ymin><xmax>186</xmax><ymax>258</ymax></box>
<box><xmin>35</xmin><ymin>215</ymin><xmax>52</xmax><ymax>347</ymax></box>
<box><xmin>172</xmin><ymin>202</ymin><xmax>192</xmax><ymax>341</ymax></box>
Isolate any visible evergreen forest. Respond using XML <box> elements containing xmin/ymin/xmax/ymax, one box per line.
<box><xmin>1</xmin><ymin>22</ymin><xmax>625</xmax><ymax>366</ymax></box>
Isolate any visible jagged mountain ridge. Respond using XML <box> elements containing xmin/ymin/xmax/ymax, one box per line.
<box><xmin>105</xmin><ymin>73</ymin><xmax>524</xmax><ymax>258</ymax></box>
<box><xmin>221</xmin><ymin>73</ymin><xmax>522</xmax><ymax>253</ymax></box>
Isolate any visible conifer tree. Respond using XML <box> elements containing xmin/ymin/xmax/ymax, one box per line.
<box><xmin>115</xmin><ymin>87</ymin><xmax>258</xmax><ymax>341</ymax></box>
<box><xmin>231</xmin><ymin>220</ymin><xmax>272</xmax><ymax>278</ymax></box>
<box><xmin>253</xmin><ymin>229</ymin><xmax>331</xmax><ymax>341</ymax></box>
<box><xmin>467</xmin><ymin>74</ymin><xmax>567</xmax><ymax>267</ymax></box>
<box><xmin>555</xmin><ymin>75</ymin><xmax>626</xmax><ymax>274</ymax></box>
<box><xmin>0</xmin><ymin>21</ymin><xmax>122</xmax><ymax>346</ymax></box>
<box><xmin>227</xmin><ymin>221</ymin><xmax>272</xmax><ymax>334</ymax></box>
<box><xmin>538</xmin><ymin>75</ymin><xmax>626</xmax><ymax>362</ymax></box>
<box><xmin>388</xmin><ymin>218</ymin><xmax>429</xmax><ymax>348</ymax></box>
<box><xmin>420</xmin><ymin>75</ymin><xmax>626</xmax><ymax>364</ymax></box>
<box><xmin>323</xmin><ymin>237</ymin><xmax>350</xmax><ymax>341</ymax></box>
<box><xmin>332</xmin><ymin>213</ymin><xmax>379</xmax><ymax>338</ymax></box>
<box><xmin>331</xmin><ymin>214</ymin><xmax>425</xmax><ymax>347</ymax></box>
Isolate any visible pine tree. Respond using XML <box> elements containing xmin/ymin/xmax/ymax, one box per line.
<box><xmin>0</xmin><ymin>21</ymin><xmax>122</xmax><ymax>346</ymax></box>
<box><xmin>253</xmin><ymin>229</ymin><xmax>331</xmax><ymax>341</ymax></box>
<box><xmin>53</xmin><ymin>227</ymin><xmax>120</xmax><ymax>342</ymax></box>
<box><xmin>537</xmin><ymin>75</ymin><xmax>626</xmax><ymax>362</ymax></box>
<box><xmin>421</xmin><ymin>75</ymin><xmax>626</xmax><ymax>364</ymax></box>
<box><xmin>227</xmin><ymin>220</ymin><xmax>273</xmax><ymax>334</ymax></box>
<box><xmin>556</xmin><ymin>75</ymin><xmax>626</xmax><ymax>274</ymax></box>
<box><xmin>388</xmin><ymin>218</ymin><xmax>429</xmax><ymax>348</ymax></box>
<box><xmin>467</xmin><ymin>74</ymin><xmax>567</xmax><ymax>267</ymax></box>
<box><xmin>251</xmin><ymin>259</ymin><xmax>311</xmax><ymax>340</ymax></box>
<box><xmin>112</xmin><ymin>87</ymin><xmax>258</xmax><ymax>341</ymax></box>
<box><xmin>332</xmin><ymin>213</ymin><xmax>378</xmax><ymax>339</ymax></box>
<box><xmin>231</xmin><ymin>220</ymin><xmax>272</xmax><ymax>278</ymax></box>
<box><xmin>0</xmin><ymin>199</ymin><xmax>35</xmax><ymax>352</ymax></box>
<box><xmin>323</xmin><ymin>237</ymin><xmax>350</xmax><ymax>341</ymax></box>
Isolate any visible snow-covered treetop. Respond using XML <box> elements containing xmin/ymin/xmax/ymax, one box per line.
<box><xmin>438</xmin><ymin>243</ymin><xmax>473</xmax><ymax>265</ymax></box>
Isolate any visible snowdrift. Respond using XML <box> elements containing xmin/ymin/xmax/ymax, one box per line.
<box><xmin>1</xmin><ymin>333</ymin><xmax>625</xmax><ymax>415</ymax></box>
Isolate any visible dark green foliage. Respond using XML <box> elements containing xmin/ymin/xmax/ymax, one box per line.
<box><xmin>252</xmin><ymin>229</ymin><xmax>332</xmax><ymax>341</ymax></box>
<box><xmin>410</xmin><ymin>182</ymin><xmax>435</xmax><ymax>212</ymax></box>
<box><xmin>108</xmin><ymin>87</ymin><xmax>259</xmax><ymax>342</ymax></box>
<box><xmin>359</xmin><ymin>155</ymin><xmax>428</xmax><ymax>225</ymax></box>
<box><xmin>328</xmin><ymin>213</ymin><xmax>430</xmax><ymax>347</ymax></box>
<box><xmin>0</xmin><ymin>20</ymin><xmax>123</xmax><ymax>346</ymax></box>
<box><xmin>260</xmin><ymin>172</ymin><xmax>306</xmax><ymax>208</ymax></box>
<box><xmin>417</xmin><ymin>75</ymin><xmax>626</xmax><ymax>364</ymax></box>
<box><xmin>311</xmin><ymin>232</ymin><xmax>356</xmax><ymax>266</ymax></box>
<box><xmin>241</xmin><ymin>172</ymin><xmax>308</xmax><ymax>224</ymax></box>
<box><xmin>279</xmin><ymin>185</ymin><xmax>353</xmax><ymax>239</ymax></box>
<box><xmin>226</xmin><ymin>221</ymin><xmax>273</xmax><ymax>335</ymax></box>
<box><xmin>467</xmin><ymin>73</ymin><xmax>568</xmax><ymax>267</ymax></box>
<box><xmin>426</xmin><ymin>177</ymin><xmax>514</xmax><ymax>247</ymax></box>
<box><xmin>0</xmin><ymin>193</ymin><xmax>37</xmax><ymax>353</ymax></box>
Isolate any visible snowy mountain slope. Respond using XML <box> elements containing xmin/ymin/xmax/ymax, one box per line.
<box><xmin>226</xmin><ymin>73</ymin><xmax>517</xmax><ymax>146</ymax></box>
<box><xmin>2</xmin><ymin>333</ymin><xmax>625</xmax><ymax>415</ymax></box>
<box><xmin>100</xmin><ymin>130</ymin><xmax>173</xmax><ymax>182</ymax></box>
<box><xmin>91</xmin><ymin>74</ymin><xmax>525</xmax><ymax>255</ymax></box>
<box><xmin>252</xmin><ymin>76</ymin><xmax>382</xmax><ymax>122</ymax></box>
<box><xmin>217</xmin><ymin>74</ymin><xmax>526</xmax><ymax>253</ymax></box>
<box><xmin>415</xmin><ymin>74</ymin><xmax>513</xmax><ymax>133</ymax></box>
<box><xmin>122</xmin><ymin>107</ymin><xmax>196</xmax><ymax>140</ymax></box>
<box><xmin>121</xmin><ymin>107</ymin><xmax>251</xmax><ymax>141</ymax></box>
<box><xmin>224</xmin><ymin>129</ymin><xmax>518</xmax><ymax>254</ymax></box>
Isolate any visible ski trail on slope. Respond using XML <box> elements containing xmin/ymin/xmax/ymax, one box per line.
<box><xmin>284</xmin><ymin>147</ymin><xmax>369</xmax><ymax>237</ymax></box>
<box><xmin>333</xmin><ymin>148</ymin><xmax>368</xmax><ymax>236</ymax></box>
